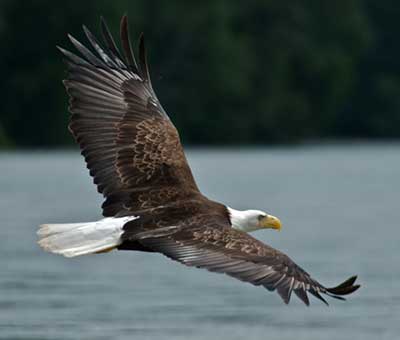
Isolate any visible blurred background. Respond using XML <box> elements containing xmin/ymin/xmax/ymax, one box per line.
<box><xmin>0</xmin><ymin>0</ymin><xmax>399</xmax><ymax>147</ymax></box>
<box><xmin>0</xmin><ymin>1</ymin><xmax>399</xmax><ymax>340</ymax></box>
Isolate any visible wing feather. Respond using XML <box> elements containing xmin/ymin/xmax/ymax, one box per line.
<box><xmin>59</xmin><ymin>16</ymin><xmax>200</xmax><ymax>216</ymax></box>
<box><xmin>83</xmin><ymin>25</ymin><xmax>119</xmax><ymax>68</ymax></box>
<box><xmin>100</xmin><ymin>17</ymin><xmax>126</xmax><ymax>69</ymax></box>
<box><xmin>138</xmin><ymin>33</ymin><xmax>151</xmax><ymax>84</ymax></box>
<box><xmin>136</xmin><ymin>222</ymin><xmax>360</xmax><ymax>305</ymax></box>
<box><xmin>68</xmin><ymin>34</ymin><xmax>107</xmax><ymax>68</ymax></box>
<box><xmin>120</xmin><ymin>15</ymin><xmax>139</xmax><ymax>74</ymax></box>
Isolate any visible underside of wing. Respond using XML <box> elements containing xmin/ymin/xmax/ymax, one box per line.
<box><xmin>59</xmin><ymin>16</ymin><xmax>199</xmax><ymax>216</ymax></box>
<box><xmin>136</xmin><ymin>222</ymin><xmax>360</xmax><ymax>305</ymax></box>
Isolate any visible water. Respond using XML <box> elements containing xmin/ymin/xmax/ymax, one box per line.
<box><xmin>0</xmin><ymin>144</ymin><xmax>399</xmax><ymax>340</ymax></box>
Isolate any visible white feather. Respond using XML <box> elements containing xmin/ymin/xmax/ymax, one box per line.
<box><xmin>228</xmin><ymin>207</ymin><xmax>266</xmax><ymax>232</ymax></box>
<box><xmin>37</xmin><ymin>216</ymin><xmax>138</xmax><ymax>258</ymax></box>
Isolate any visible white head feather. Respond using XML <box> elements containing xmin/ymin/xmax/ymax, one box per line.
<box><xmin>228</xmin><ymin>207</ymin><xmax>282</xmax><ymax>232</ymax></box>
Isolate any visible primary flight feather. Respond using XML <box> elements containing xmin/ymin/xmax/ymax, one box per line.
<box><xmin>38</xmin><ymin>16</ymin><xmax>360</xmax><ymax>305</ymax></box>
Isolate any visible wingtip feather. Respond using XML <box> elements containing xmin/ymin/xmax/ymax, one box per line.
<box><xmin>120</xmin><ymin>14</ymin><xmax>138</xmax><ymax>73</ymax></box>
<box><xmin>326</xmin><ymin>275</ymin><xmax>360</xmax><ymax>296</ymax></box>
<box><xmin>138</xmin><ymin>32</ymin><xmax>150</xmax><ymax>82</ymax></box>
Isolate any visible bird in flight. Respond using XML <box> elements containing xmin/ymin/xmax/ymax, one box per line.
<box><xmin>38</xmin><ymin>16</ymin><xmax>360</xmax><ymax>305</ymax></box>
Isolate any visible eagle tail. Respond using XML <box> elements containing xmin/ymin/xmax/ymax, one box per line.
<box><xmin>37</xmin><ymin>216</ymin><xmax>137</xmax><ymax>257</ymax></box>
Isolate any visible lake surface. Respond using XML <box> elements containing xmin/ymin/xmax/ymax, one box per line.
<box><xmin>0</xmin><ymin>144</ymin><xmax>399</xmax><ymax>340</ymax></box>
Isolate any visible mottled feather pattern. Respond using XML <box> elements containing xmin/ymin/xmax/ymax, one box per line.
<box><xmin>117</xmin><ymin>117</ymin><xmax>186</xmax><ymax>186</ymax></box>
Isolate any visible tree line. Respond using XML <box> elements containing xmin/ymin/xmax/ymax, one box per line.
<box><xmin>0</xmin><ymin>0</ymin><xmax>399</xmax><ymax>147</ymax></box>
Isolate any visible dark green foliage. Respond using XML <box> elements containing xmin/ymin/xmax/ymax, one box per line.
<box><xmin>0</xmin><ymin>0</ymin><xmax>398</xmax><ymax>147</ymax></box>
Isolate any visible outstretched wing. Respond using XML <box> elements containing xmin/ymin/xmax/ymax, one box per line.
<box><xmin>136</xmin><ymin>219</ymin><xmax>360</xmax><ymax>305</ymax></box>
<box><xmin>59</xmin><ymin>16</ymin><xmax>199</xmax><ymax>217</ymax></box>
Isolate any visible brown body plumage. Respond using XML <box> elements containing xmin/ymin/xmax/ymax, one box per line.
<box><xmin>44</xmin><ymin>15</ymin><xmax>360</xmax><ymax>305</ymax></box>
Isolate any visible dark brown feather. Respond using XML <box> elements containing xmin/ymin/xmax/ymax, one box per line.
<box><xmin>120</xmin><ymin>15</ymin><xmax>139</xmax><ymax>74</ymax></box>
<box><xmin>120</xmin><ymin>211</ymin><xmax>360</xmax><ymax>305</ymax></box>
<box><xmin>326</xmin><ymin>276</ymin><xmax>360</xmax><ymax>296</ymax></box>
<box><xmin>60</xmin><ymin>16</ymin><xmax>200</xmax><ymax>217</ymax></box>
<box><xmin>138</xmin><ymin>33</ymin><xmax>150</xmax><ymax>83</ymax></box>
<box><xmin>83</xmin><ymin>25</ymin><xmax>118</xmax><ymax>68</ymax></box>
<box><xmin>100</xmin><ymin>16</ymin><xmax>126</xmax><ymax>68</ymax></box>
<box><xmin>68</xmin><ymin>34</ymin><xmax>106</xmax><ymax>68</ymax></box>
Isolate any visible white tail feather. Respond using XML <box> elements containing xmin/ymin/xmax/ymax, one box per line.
<box><xmin>37</xmin><ymin>216</ymin><xmax>138</xmax><ymax>258</ymax></box>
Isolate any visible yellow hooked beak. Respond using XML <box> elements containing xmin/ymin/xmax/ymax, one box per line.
<box><xmin>259</xmin><ymin>214</ymin><xmax>282</xmax><ymax>231</ymax></box>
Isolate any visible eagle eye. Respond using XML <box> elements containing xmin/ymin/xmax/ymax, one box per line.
<box><xmin>258</xmin><ymin>214</ymin><xmax>267</xmax><ymax>221</ymax></box>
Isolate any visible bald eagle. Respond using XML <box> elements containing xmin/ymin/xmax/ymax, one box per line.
<box><xmin>38</xmin><ymin>16</ymin><xmax>360</xmax><ymax>305</ymax></box>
